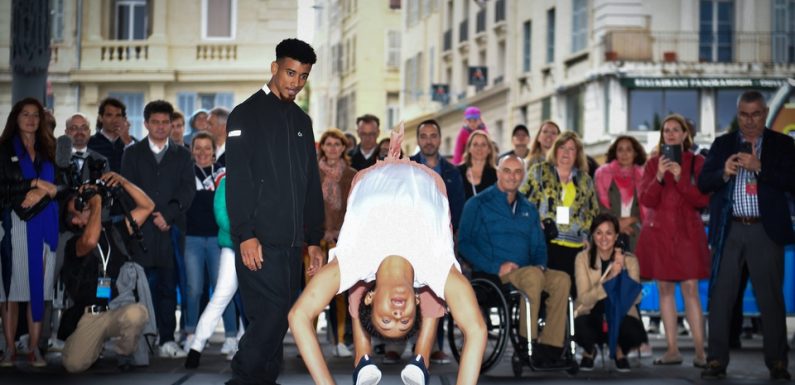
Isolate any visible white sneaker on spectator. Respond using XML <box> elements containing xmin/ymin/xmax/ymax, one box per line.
<box><xmin>220</xmin><ymin>337</ymin><xmax>238</xmax><ymax>355</ymax></box>
<box><xmin>226</xmin><ymin>347</ymin><xmax>237</xmax><ymax>361</ymax></box>
<box><xmin>16</xmin><ymin>334</ymin><xmax>29</xmax><ymax>354</ymax></box>
<box><xmin>159</xmin><ymin>341</ymin><xmax>188</xmax><ymax>358</ymax></box>
<box><xmin>333</xmin><ymin>343</ymin><xmax>352</xmax><ymax>358</ymax></box>
<box><xmin>48</xmin><ymin>338</ymin><xmax>65</xmax><ymax>352</ymax></box>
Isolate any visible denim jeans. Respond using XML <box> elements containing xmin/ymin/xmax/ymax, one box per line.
<box><xmin>183</xmin><ymin>235</ymin><xmax>237</xmax><ymax>336</ymax></box>
<box><xmin>144</xmin><ymin>266</ymin><xmax>177</xmax><ymax>344</ymax></box>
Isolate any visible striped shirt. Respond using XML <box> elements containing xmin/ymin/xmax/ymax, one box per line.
<box><xmin>732</xmin><ymin>137</ymin><xmax>762</xmax><ymax>217</ymax></box>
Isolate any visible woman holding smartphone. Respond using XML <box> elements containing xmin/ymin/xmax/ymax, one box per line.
<box><xmin>635</xmin><ymin>114</ymin><xmax>710</xmax><ymax>368</ymax></box>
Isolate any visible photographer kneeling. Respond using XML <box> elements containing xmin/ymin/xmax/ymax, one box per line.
<box><xmin>58</xmin><ymin>171</ymin><xmax>155</xmax><ymax>373</ymax></box>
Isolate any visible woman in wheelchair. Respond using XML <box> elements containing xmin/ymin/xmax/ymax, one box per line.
<box><xmin>288</xmin><ymin>143</ymin><xmax>486</xmax><ymax>385</ymax></box>
<box><xmin>573</xmin><ymin>213</ymin><xmax>648</xmax><ymax>372</ymax></box>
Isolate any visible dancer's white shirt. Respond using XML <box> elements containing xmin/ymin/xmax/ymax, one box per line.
<box><xmin>329</xmin><ymin>161</ymin><xmax>460</xmax><ymax>300</ymax></box>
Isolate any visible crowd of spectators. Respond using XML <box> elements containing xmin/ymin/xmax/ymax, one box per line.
<box><xmin>0</xmin><ymin>88</ymin><xmax>791</xmax><ymax>382</ymax></box>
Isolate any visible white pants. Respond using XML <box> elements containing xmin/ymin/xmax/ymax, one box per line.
<box><xmin>190</xmin><ymin>247</ymin><xmax>240</xmax><ymax>352</ymax></box>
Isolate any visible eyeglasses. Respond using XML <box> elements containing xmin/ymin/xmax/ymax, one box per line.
<box><xmin>738</xmin><ymin>111</ymin><xmax>764</xmax><ymax>121</ymax></box>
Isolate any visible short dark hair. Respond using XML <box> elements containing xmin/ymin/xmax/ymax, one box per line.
<box><xmin>358</xmin><ymin>285</ymin><xmax>421</xmax><ymax>343</ymax></box>
<box><xmin>737</xmin><ymin>90</ymin><xmax>767</xmax><ymax>108</ymax></box>
<box><xmin>97</xmin><ymin>97</ymin><xmax>127</xmax><ymax>130</ymax></box>
<box><xmin>416</xmin><ymin>119</ymin><xmax>441</xmax><ymax>138</ymax></box>
<box><xmin>605</xmin><ymin>135</ymin><xmax>647</xmax><ymax>166</ymax></box>
<box><xmin>172</xmin><ymin>111</ymin><xmax>185</xmax><ymax>122</ymax></box>
<box><xmin>512</xmin><ymin>124</ymin><xmax>529</xmax><ymax>137</ymax></box>
<box><xmin>276</xmin><ymin>38</ymin><xmax>317</xmax><ymax>65</ymax></box>
<box><xmin>356</xmin><ymin>114</ymin><xmax>380</xmax><ymax>128</ymax></box>
<box><xmin>143</xmin><ymin>100</ymin><xmax>175</xmax><ymax>122</ymax></box>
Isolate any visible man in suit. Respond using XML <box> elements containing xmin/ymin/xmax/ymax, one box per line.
<box><xmin>121</xmin><ymin>100</ymin><xmax>195</xmax><ymax>359</ymax></box>
<box><xmin>698</xmin><ymin>90</ymin><xmax>794</xmax><ymax>380</ymax></box>
<box><xmin>349</xmin><ymin>114</ymin><xmax>380</xmax><ymax>171</ymax></box>
<box><xmin>65</xmin><ymin>113</ymin><xmax>109</xmax><ymax>181</ymax></box>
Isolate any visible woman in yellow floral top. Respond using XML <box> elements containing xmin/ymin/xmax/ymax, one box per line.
<box><xmin>520</xmin><ymin>131</ymin><xmax>599</xmax><ymax>297</ymax></box>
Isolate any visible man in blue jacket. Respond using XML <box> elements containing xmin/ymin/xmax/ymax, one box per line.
<box><xmin>698</xmin><ymin>90</ymin><xmax>793</xmax><ymax>381</ymax></box>
<box><xmin>410</xmin><ymin>119</ymin><xmax>465</xmax><ymax>231</ymax></box>
<box><xmin>458</xmin><ymin>155</ymin><xmax>570</xmax><ymax>368</ymax></box>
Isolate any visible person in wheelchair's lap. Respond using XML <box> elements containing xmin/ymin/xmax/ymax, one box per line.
<box><xmin>459</xmin><ymin>155</ymin><xmax>571</xmax><ymax>368</ymax></box>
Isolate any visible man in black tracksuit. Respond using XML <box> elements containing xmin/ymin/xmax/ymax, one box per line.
<box><xmin>224</xmin><ymin>38</ymin><xmax>324</xmax><ymax>385</ymax></box>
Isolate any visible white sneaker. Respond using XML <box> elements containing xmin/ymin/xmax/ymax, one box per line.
<box><xmin>220</xmin><ymin>337</ymin><xmax>238</xmax><ymax>355</ymax></box>
<box><xmin>16</xmin><ymin>334</ymin><xmax>29</xmax><ymax>354</ymax></box>
<box><xmin>183</xmin><ymin>335</ymin><xmax>195</xmax><ymax>352</ymax></box>
<box><xmin>333</xmin><ymin>343</ymin><xmax>352</xmax><ymax>358</ymax></box>
<box><xmin>159</xmin><ymin>341</ymin><xmax>188</xmax><ymax>358</ymax></box>
<box><xmin>226</xmin><ymin>347</ymin><xmax>237</xmax><ymax>361</ymax></box>
<box><xmin>47</xmin><ymin>338</ymin><xmax>65</xmax><ymax>352</ymax></box>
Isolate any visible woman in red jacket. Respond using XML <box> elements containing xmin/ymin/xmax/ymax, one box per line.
<box><xmin>636</xmin><ymin>114</ymin><xmax>710</xmax><ymax>368</ymax></box>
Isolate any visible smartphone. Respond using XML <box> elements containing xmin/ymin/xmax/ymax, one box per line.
<box><xmin>661</xmin><ymin>144</ymin><xmax>682</xmax><ymax>164</ymax></box>
<box><xmin>739</xmin><ymin>142</ymin><xmax>753</xmax><ymax>154</ymax></box>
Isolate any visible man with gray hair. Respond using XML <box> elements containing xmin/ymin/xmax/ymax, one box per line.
<box><xmin>207</xmin><ymin>107</ymin><xmax>230</xmax><ymax>166</ymax></box>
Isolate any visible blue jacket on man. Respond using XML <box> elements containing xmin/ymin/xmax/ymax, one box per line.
<box><xmin>458</xmin><ymin>185</ymin><xmax>547</xmax><ymax>275</ymax></box>
<box><xmin>410</xmin><ymin>153</ymin><xmax>465</xmax><ymax>231</ymax></box>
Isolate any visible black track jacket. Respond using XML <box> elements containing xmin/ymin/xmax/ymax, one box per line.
<box><xmin>225</xmin><ymin>88</ymin><xmax>324</xmax><ymax>248</ymax></box>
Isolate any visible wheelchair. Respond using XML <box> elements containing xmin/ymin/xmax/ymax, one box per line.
<box><xmin>446</xmin><ymin>274</ymin><xmax>579</xmax><ymax>376</ymax></box>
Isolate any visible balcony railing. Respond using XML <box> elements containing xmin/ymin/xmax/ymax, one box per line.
<box><xmin>443</xmin><ymin>28</ymin><xmax>452</xmax><ymax>51</ymax></box>
<box><xmin>601</xmin><ymin>30</ymin><xmax>795</xmax><ymax>64</ymax></box>
<box><xmin>459</xmin><ymin>19</ymin><xmax>469</xmax><ymax>43</ymax></box>
<box><xmin>196</xmin><ymin>44</ymin><xmax>238</xmax><ymax>60</ymax></box>
<box><xmin>100</xmin><ymin>42</ymin><xmax>149</xmax><ymax>61</ymax></box>
<box><xmin>476</xmin><ymin>9</ymin><xmax>486</xmax><ymax>33</ymax></box>
<box><xmin>495</xmin><ymin>0</ymin><xmax>506</xmax><ymax>23</ymax></box>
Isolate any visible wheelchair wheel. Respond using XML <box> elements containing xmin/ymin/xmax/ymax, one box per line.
<box><xmin>447</xmin><ymin>278</ymin><xmax>510</xmax><ymax>374</ymax></box>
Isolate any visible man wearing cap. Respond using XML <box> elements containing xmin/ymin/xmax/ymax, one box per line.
<box><xmin>452</xmin><ymin>106</ymin><xmax>488</xmax><ymax>165</ymax></box>
<box><xmin>500</xmin><ymin>124</ymin><xmax>531</xmax><ymax>160</ymax></box>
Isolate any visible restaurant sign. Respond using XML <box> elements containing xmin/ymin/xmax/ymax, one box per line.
<box><xmin>621</xmin><ymin>77</ymin><xmax>786</xmax><ymax>89</ymax></box>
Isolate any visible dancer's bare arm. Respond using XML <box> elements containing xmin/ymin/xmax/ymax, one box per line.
<box><xmin>288</xmin><ymin>260</ymin><xmax>341</xmax><ymax>385</ymax></box>
<box><xmin>444</xmin><ymin>268</ymin><xmax>487</xmax><ymax>385</ymax></box>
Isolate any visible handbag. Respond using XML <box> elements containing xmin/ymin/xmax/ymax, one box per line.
<box><xmin>12</xmin><ymin>193</ymin><xmax>52</xmax><ymax>221</ymax></box>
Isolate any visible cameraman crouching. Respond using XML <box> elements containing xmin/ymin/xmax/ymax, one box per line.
<box><xmin>58</xmin><ymin>172</ymin><xmax>155</xmax><ymax>373</ymax></box>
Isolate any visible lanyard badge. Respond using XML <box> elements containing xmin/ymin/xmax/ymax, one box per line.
<box><xmin>96</xmin><ymin>277</ymin><xmax>112</xmax><ymax>299</ymax></box>
<box><xmin>95</xmin><ymin>232</ymin><xmax>112</xmax><ymax>299</ymax></box>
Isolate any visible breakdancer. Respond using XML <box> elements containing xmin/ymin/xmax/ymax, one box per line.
<box><xmin>288</xmin><ymin>126</ymin><xmax>486</xmax><ymax>385</ymax></box>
